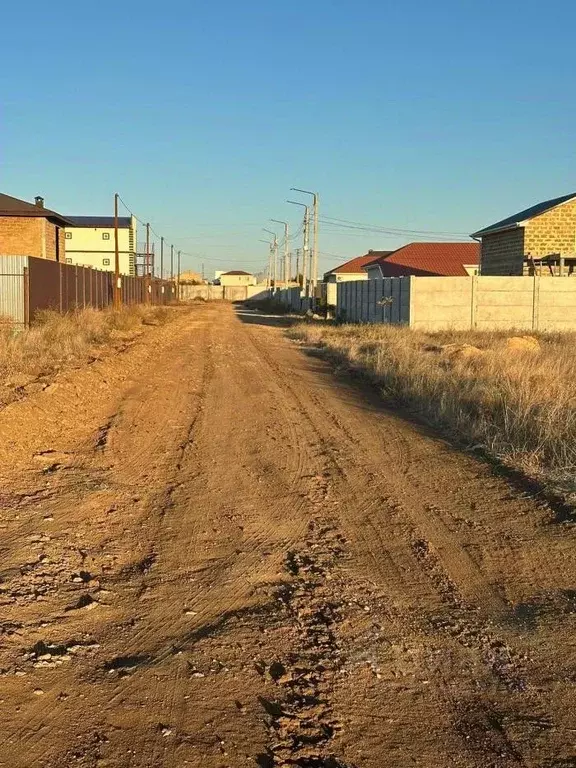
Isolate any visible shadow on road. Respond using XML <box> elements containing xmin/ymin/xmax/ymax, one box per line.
<box><xmin>234</xmin><ymin>305</ymin><xmax>297</xmax><ymax>328</ymax></box>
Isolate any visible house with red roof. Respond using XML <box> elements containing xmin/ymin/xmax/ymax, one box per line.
<box><xmin>364</xmin><ymin>242</ymin><xmax>479</xmax><ymax>279</ymax></box>
<box><xmin>323</xmin><ymin>251</ymin><xmax>393</xmax><ymax>284</ymax></box>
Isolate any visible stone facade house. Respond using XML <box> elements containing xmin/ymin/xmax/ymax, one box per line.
<box><xmin>0</xmin><ymin>193</ymin><xmax>70</xmax><ymax>261</ymax></box>
<box><xmin>472</xmin><ymin>192</ymin><xmax>576</xmax><ymax>276</ymax></box>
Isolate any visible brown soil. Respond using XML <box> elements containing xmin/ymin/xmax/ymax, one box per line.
<box><xmin>1</xmin><ymin>302</ymin><xmax>575</xmax><ymax>768</ymax></box>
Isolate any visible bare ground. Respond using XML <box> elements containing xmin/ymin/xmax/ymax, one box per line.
<box><xmin>1</xmin><ymin>302</ymin><xmax>576</xmax><ymax>767</ymax></box>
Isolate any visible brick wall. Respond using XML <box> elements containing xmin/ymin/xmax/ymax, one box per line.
<box><xmin>0</xmin><ymin>216</ymin><xmax>61</xmax><ymax>260</ymax></box>
<box><xmin>524</xmin><ymin>198</ymin><xmax>576</xmax><ymax>257</ymax></box>
<box><xmin>480</xmin><ymin>228</ymin><xmax>524</xmax><ymax>275</ymax></box>
<box><xmin>44</xmin><ymin>223</ymin><xmax>65</xmax><ymax>261</ymax></box>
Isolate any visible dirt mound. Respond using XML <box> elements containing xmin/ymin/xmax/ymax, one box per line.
<box><xmin>439</xmin><ymin>343</ymin><xmax>485</xmax><ymax>361</ymax></box>
<box><xmin>506</xmin><ymin>335</ymin><xmax>540</xmax><ymax>353</ymax></box>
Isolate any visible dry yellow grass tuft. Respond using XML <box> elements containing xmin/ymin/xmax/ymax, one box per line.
<box><xmin>289</xmin><ymin>322</ymin><xmax>576</xmax><ymax>504</ymax></box>
<box><xmin>0</xmin><ymin>305</ymin><xmax>172</xmax><ymax>398</ymax></box>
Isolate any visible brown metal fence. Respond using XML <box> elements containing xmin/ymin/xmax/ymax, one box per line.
<box><xmin>0</xmin><ymin>256</ymin><xmax>177</xmax><ymax>326</ymax></box>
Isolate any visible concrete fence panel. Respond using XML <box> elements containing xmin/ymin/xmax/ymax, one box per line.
<box><xmin>474</xmin><ymin>276</ymin><xmax>535</xmax><ymax>331</ymax></box>
<box><xmin>538</xmin><ymin>279</ymin><xmax>576</xmax><ymax>331</ymax></box>
<box><xmin>409</xmin><ymin>277</ymin><xmax>474</xmax><ymax>330</ymax></box>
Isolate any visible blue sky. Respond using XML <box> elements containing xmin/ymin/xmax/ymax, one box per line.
<box><xmin>1</xmin><ymin>0</ymin><xmax>575</xmax><ymax>276</ymax></box>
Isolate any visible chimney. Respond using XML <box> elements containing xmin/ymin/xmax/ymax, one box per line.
<box><xmin>34</xmin><ymin>196</ymin><xmax>44</xmax><ymax>208</ymax></box>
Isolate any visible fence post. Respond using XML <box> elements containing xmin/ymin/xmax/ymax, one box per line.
<box><xmin>23</xmin><ymin>266</ymin><xmax>30</xmax><ymax>328</ymax></box>
<box><xmin>59</xmin><ymin>262</ymin><xmax>63</xmax><ymax>314</ymax></box>
<box><xmin>532</xmin><ymin>273</ymin><xmax>540</xmax><ymax>331</ymax></box>
<box><xmin>471</xmin><ymin>275</ymin><xmax>478</xmax><ymax>330</ymax></box>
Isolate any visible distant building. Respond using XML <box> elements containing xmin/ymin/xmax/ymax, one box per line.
<box><xmin>0</xmin><ymin>193</ymin><xmax>70</xmax><ymax>261</ymax></box>
<box><xmin>219</xmin><ymin>270</ymin><xmax>255</xmax><ymax>287</ymax></box>
<box><xmin>472</xmin><ymin>192</ymin><xmax>576</xmax><ymax>276</ymax></box>
<box><xmin>64</xmin><ymin>216</ymin><xmax>137</xmax><ymax>275</ymax></box>
<box><xmin>365</xmin><ymin>242</ymin><xmax>479</xmax><ymax>278</ymax></box>
<box><xmin>323</xmin><ymin>252</ymin><xmax>391</xmax><ymax>283</ymax></box>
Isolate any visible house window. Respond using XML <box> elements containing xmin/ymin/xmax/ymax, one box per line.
<box><xmin>102</xmin><ymin>232</ymin><xmax>110</xmax><ymax>240</ymax></box>
<box><xmin>66</xmin><ymin>258</ymin><xmax>72</xmax><ymax>264</ymax></box>
<box><xmin>65</xmin><ymin>232</ymin><xmax>72</xmax><ymax>239</ymax></box>
<box><xmin>103</xmin><ymin>258</ymin><xmax>111</xmax><ymax>266</ymax></box>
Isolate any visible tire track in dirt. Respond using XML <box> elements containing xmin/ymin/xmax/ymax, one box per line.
<box><xmin>241</xmin><ymin>312</ymin><xmax>566</xmax><ymax>766</ymax></box>
<box><xmin>0</xmin><ymin>309</ymin><xmax>214</xmax><ymax>768</ymax></box>
<box><xmin>3</xmin><ymin>304</ymin><xmax>576</xmax><ymax>767</ymax></box>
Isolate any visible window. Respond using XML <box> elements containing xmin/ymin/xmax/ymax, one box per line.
<box><xmin>66</xmin><ymin>258</ymin><xmax>72</xmax><ymax>264</ymax></box>
<box><xmin>102</xmin><ymin>232</ymin><xmax>110</xmax><ymax>240</ymax></box>
<box><xmin>103</xmin><ymin>258</ymin><xmax>111</xmax><ymax>266</ymax></box>
<box><xmin>65</xmin><ymin>232</ymin><xmax>72</xmax><ymax>239</ymax></box>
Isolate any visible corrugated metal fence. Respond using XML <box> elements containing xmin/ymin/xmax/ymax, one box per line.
<box><xmin>0</xmin><ymin>256</ymin><xmax>177</xmax><ymax>326</ymax></box>
<box><xmin>337</xmin><ymin>278</ymin><xmax>412</xmax><ymax>324</ymax></box>
<box><xmin>0</xmin><ymin>255</ymin><xmax>27</xmax><ymax>325</ymax></box>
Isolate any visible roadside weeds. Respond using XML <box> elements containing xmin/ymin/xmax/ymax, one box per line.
<box><xmin>0</xmin><ymin>305</ymin><xmax>175</xmax><ymax>406</ymax></box>
<box><xmin>288</xmin><ymin>322</ymin><xmax>576</xmax><ymax>508</ymax></box>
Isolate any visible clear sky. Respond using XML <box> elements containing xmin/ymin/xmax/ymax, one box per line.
<box><xmin>1</xmin><ymin>0</ymin><xmax>575</xmax><ymax>277</ymax></box>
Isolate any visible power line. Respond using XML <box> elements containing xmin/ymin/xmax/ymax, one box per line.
<box><xmin>319</xmin><ymin>214</ymin><xmax>471</xmax><ymax>239</ymax></box>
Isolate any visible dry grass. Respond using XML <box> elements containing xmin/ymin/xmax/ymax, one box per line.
<box><xmin>0</xmin><ymin>305</ymin><xmax>171</xmax><ymax>392</ymax></box>
<box><xmin>289</xmin><ymin>322</ymin><xmax>576</xmax><ymax>504</ymax></box>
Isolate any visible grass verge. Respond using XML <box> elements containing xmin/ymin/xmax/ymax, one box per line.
<box><xmin>288</xmin><ymin>322</ymin><xmax>576</xmax><ymax>507</ymax></box>
<box><xmin>0</xmin><ymin>305</ymin><xmax>172</xmax><ymax>401</ymax></box>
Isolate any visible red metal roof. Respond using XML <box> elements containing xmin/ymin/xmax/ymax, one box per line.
<box><xmin>369</xmin><ymin>242</ymin><xmax>479</xmax><ymax>277</ymax></box>
<box><xmin>325</xmin><ymin>252</ymin><xmax>393</xmax><ymax>277</ymax></box>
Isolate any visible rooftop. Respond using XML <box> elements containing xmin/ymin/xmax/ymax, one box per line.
<box><xmin>368</xmin><ymin>242</ymin><xmax>479</xmax><ymax>277</ymax></box>
<box><xmin>221</xmin><ymin>270</ymin><xmax>252</xmax><ymax>276</ymax></box>
<box><xmin>472</xmin><ymin>192</ymin><xmax>576</xmax><ymax>237</ymax></box>
<box><xmin>324</xmin><ymin>252</ymin><xmax>392</xmax><ymax>278</ymax></box>
<box><xmin>66</xmin><ymin>216</ymin><xmax>132</xmax><ymax>229</ymax></box>
<box><xmin>0</xmin><ymin>193</ymin><xmax>71</xmax><ymax>227</ymax></box>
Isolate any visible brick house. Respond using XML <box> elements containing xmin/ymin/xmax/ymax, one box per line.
<box><xmin>472</xmin><ymin>192</ymin><xmax>576</xmax><ymax>276</ymax></box>
<box><xmin>0</xmin><ymin>193</ymin><xmax>70</xmax><ymax>261</ymax></box>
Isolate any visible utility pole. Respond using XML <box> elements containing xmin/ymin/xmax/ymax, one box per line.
<box><xmin>113</xmin><ymin>192</ymin><xmax>121</xmax><ymax>310</ymax></box>
<box><xmin>291</xmin><ymin>188</ymin><xmax>319</xmax><ymax>298</ymax></box>
<box><xmin>160</xmin><ymin>237</ymin><xmax>164</xmax><ymax>280</ymax></box>
<box><xmin>271</xmin><ymin>219</ymin><xmax>289</xmax><ymax>286</ymax></box>
<box><xmin>263</xmin><ymin>228</ymin><xmax>278</xmax><ymax>292</ymax></box>
<box><xmin>295</xmin><ymin>248</ymin><xmax>301</xmax><ymax>285</ymax></box>
<box><xmin>177</xmin><ymin>250</ymin><xmax>181</xmax><ymax>295</ymax></box>
<box><xmin>145</xmin><ymin>223</ymin><xmax>151</xmax><ymax>302</ymax></box>
<box><xmin>258</xmin><ymin>239</ymin><xmax>272</xmax><ymax>290</ymax></box>
<box><xmin>145</xmin><ymin>223</ymin><xmax>150</xmax><ymax>276</ymax></box>
<box><xmin>170</xmin><ymin>244</ymin><xmax>174</xmax><ymax>281</ymax></box>
<box><xmin>287</xmin><ymin>200</ymin><xmax>310</xmax><ymax>297</ymax></box>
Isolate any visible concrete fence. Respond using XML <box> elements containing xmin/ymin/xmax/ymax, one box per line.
<box><xmin>337</xmin><ymin>275</ymin><xmax>576</xmax><ymax>331</ymax></box>
<box><xmin>179</xmin><ymin>284</ymin><xmax>270</xmax><ymax>302</ymax></box>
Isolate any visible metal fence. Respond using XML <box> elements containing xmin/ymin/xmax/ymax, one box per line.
<box><xmin>0</xmin><ymin>256</ymin><xmax>177</xmax><ymax>326</ymax></box>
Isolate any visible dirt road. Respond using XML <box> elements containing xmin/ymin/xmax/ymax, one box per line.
<box><xmin>1</xmin><ymin>302</ymin><xmax>576</xmax><ymax>767</ymax></box>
